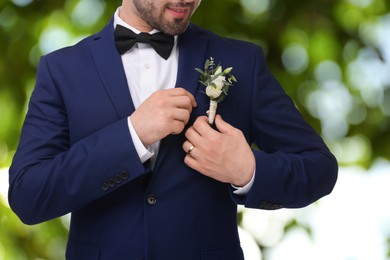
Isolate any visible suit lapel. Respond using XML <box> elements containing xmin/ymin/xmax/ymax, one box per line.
<box><xmin>175</xmin><ymin>24</ymin><xmax>209</xmax><ymax>96</ymax></box>
<box><xmin>89</xmin><ymin>18</ymin><xmax>135</xmax><ymax>119</ymax></box>
<box><xmin>153</xmin><ymin>24</ymin><xmax>209</xmax><ymax>172</ymax></box>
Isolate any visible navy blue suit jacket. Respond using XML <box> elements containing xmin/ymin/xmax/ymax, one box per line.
<box><xmin>9</xmin><ymin>19</ymin><xmax>337</xmax><ymax>259</ymax></box>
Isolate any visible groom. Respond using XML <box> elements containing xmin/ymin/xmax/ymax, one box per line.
<box><xmin>9</xmin><ymin>0</ymin><xmax>338</xmax><ymax>259</ymax></box>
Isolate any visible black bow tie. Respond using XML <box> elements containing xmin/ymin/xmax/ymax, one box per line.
<box><xmin>114</xmin><ymin>25</ymin><xmax>174</xmax><ymax>60</ymax></box>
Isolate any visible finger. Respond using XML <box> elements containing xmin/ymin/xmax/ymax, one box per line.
<box><xmin>173</xmin><ymin>96</ymin><xmax>195</xmax><ymax>112</ymax></box>
<box><xmin>184</xmin><ymin>150</ymin><xmax>199</xmax><ymax>167</ymax></box>
<box><xmin>182</xmin><ymin>141</ymin><xmax>197</xmax><ymax>158</ymax></box>
<box><xmin>186</xmin><ymin>144</ymin><xmax>196</xmax><ymax>156</ymax></box>
<box><xmin>185</xmin><ymin>126</ymin><xmax>202</xmax><ymax>147</ymax></box>
<box><xmin>192</xmin><ymin>116</ymin><xmax>216</xmax><ymax>136</ymax></box>
<box><xmin>214</xmin><ymin>114</ymin><xmax>233</xmax><ymax>134</ymax></box>
<box><xmin>169</xmin><ymin>120</ymin><xmax>186</xmax><ymax>135</ymax></box>
<box><xmin>172</xmin><ymin>108</ymin><xmax>191</xmax><ymax>124</ymax></box>
<box><xmin>182</xmin><ymin>140</ymin><xmax>192</xmax><ymax>153</ymax></box>
<box><xmin>173</xmin><ymin>87</ymin><xmax>197</xmax><ymax>107</ymax></box>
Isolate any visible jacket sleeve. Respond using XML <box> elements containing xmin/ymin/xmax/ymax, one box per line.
<box><xmin>231</xmin><ymin>46</ymin><xmax>338</xmax><ymax>209</ymax></box>
<box><xmin>8</xmin><ymin>56</ymin><xmax>149</xmax><ymax>225</ymax></box>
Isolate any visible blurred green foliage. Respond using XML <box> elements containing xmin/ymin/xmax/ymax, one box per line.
<box><xmin>0</xmin><ymin>196</ymin><xmax>68</xmax><ymax>259</ymax></box>
<box><xmin>0</xmin><ymin>0</ymin><xmax>389</xmax><ymax>259</ymax></box>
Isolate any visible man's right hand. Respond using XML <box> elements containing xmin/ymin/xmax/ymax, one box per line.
<box><xmin>130</xmin><ymin>88</ymin><xmax>197</xmax><ymax>146</ymax></box>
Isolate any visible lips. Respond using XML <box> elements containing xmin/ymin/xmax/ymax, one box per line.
<box><xmin>166</xmin><ymin>5</ymin><xmax>191</xmax><ymax>19</ymax></box>
<box><xmin>168</xmin><ymin>7</ymin><xmax>187</xmax><ymax>12</ymax></box>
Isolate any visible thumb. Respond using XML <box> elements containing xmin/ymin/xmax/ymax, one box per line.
<box><xmin>214</xmin><ymin>114</ymin><xmax>233</xmax><ymax>133</ymax></box>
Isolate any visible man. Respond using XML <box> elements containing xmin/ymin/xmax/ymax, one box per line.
<box><xmin>8</xmin><ymin>0</ymin><xmax>338</xmax><ymax>259</ymax></box>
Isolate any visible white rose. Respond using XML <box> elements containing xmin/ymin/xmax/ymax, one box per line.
<box><xmin>206</xmin><ymin>84</ymin><xmax>223</xmax><ymax>99</ymax></box>
<box><xmin>212</xmin><ymin>75</ymin><xmax>226</xmax><ymax>88</ymax></box>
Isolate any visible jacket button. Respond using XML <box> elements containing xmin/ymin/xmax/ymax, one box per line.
<box><xmin>270</xmin><ymin>204</ymin><xmax>283</xmax><ymax>210</ymax></box>
<box><xmin>101</xmin><ymin>182</ymin><xmax>109</xmax><ymax>191</ymax></box>
<box><xmin>146</xmin><ymin>194</ymin><xmax>157</xmax><ymax>205</ymax></box>
<box><xmin>108</xmin><ymin>178</ymin><xmax>116</xmax><ymax>187</ymax></box>
<box><xmin>115</xmin><ymin>174</ymin><xmax>122</xmax><ymax>184</ymax></box>
<box><xmin>121</xmin><ymin>171</ymin><xmax>129</xmax><ymax>180</ymax></box>
<box><xmin>259</xmin><ymin>200</ymin><xmax>271</xmax><ymax>209</ymax></box>
<box><xmin>259</xmin><ymin>200</ymin><xmax>283</xmax><ymax>210</ymax></box>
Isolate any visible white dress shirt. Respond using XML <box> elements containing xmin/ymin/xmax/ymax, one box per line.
<box><xmin>113</xmin><ymin>8</ymin><xmax>253</xmax><ymax>195</ymax></box>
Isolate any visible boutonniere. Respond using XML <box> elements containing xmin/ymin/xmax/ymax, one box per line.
<box><xmin>195</xmin><ymin>57</ymin><xmax>237</xmax><ymax>124</ymax></box>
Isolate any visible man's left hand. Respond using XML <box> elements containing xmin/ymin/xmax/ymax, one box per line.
<box><xmin>183</xmin><ymin>115</ymin><xmax>255</xmax><ymax>187</ymax></box>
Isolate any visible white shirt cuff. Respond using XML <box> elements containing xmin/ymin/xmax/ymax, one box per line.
<box><xmin>232</xmin><ymin>170</ymin><xmax>255</xmax><ymax>195</ymax></box>
<box><xmin>127</xmin><ymin>117</ymin><xmax>154</xmax><ymax>163</ymax></box>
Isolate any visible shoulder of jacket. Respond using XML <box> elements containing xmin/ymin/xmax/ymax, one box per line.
<box><xmin>188</xmin><ymin>23</ymin><xmax>260</xmax><ymax>51</ymax></box>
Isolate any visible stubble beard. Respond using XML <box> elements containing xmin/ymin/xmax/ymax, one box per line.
<box><xmin>133</xmin><ymin>0</ymin><xmax>194</xmax><ymax>35</ymax></box>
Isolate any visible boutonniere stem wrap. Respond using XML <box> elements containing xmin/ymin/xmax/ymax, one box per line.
<box><xmin>195</xmin><ymin>57</ymin><xmax>237</xmax><ymax>124</ymax></box>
